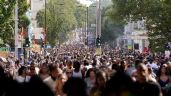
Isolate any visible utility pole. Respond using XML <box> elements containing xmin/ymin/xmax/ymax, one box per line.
<box><xmin>21</xmin><ymin>27</ymin><xmax>24</xmax><ymax>60</ymax></box>
<box><xmin>15</xmin><ymin>0</ymin><xmax>19</xmax><ymax>59</ymax></box>
<box><xmin>96</xmin><ymin>0</ymin><xmax>101</xmax><ymax>38</ymax></box>
<box><xmin>86</xmin><ymin>7</ymin><xmax>89</xmax><ymax>46</ymax></box>
<box><xmin>96</xmin><ymin>0</ymin><xmax>101</xmax><ymax>39</ymax></box>
<box><xmin>44</xmin><ymin>0</ymin><xmax>47</xmax><ymax>54</ymax></box>
<box><xmin>99</xmin><ymin>0</ymin><xmax>101</xmax><ymax>37</ymax></box>
<box><xmin>95</xmin><ymin>0</ymin><xmax>102</xmax><ymax>55</ymax></box>
<box><xmin>85</xmin><ymin>8</ymin><xmax>87</xmax><ymax>45</ymax></box>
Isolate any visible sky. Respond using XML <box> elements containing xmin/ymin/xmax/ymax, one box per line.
<box><xmin>78</xmin><ymin>0</ymin><xmax>93</xmax><ymax>6</ymax></box>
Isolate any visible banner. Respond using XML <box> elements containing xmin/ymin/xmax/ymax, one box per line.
<box><xmin>127</xmin><ymin>39</ymin><xmax>133</xmax><ymax>50</ymax></box>
<box><xmin>31</xmin><ymin>44</ymin><xmax>41</xmax><ymax>53</ymax></box>
<box><xmin>96</xmin><ymin>47</ymin><xmax>102</xmax><ymax>56</ymax></box>
<box><xmin>0</xmin><ymin>51</ymin><xmax>9</xmax><ymax>58</ymax></box>
<box><xmin>0</xmin><ymin>47</ymin><xmax>9</xmax><ymax>51</ymax></box>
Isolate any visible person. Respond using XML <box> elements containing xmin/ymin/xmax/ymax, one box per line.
<box><xmin>0</xmin><ymin>66</ymin><xmax>9</xmax><ymax>96</ymax></box>
<box><xmin>56</xmin><ymin>74</ymin><xmax>67</xmax><ymax>96</ymax></box>
<box><xmin>63</xmin><ymin>77</ymin><xmax>87</xmax><ymax>96</ymax></box>
<box><xmin>5</xmin><ymin>75</ymin><xmax>54</xmax><ymax>96</ymax></box>
<box><xmin>157</xmin><ymin>64</ymin><xmax>170</xmax><ymax>95</ymax></box>
<box><xmin>147</xmin><ymin>66</ymin><xmax>157</xmax><ymax>83</ymax></box>
<box><xmin>65</xmin><ymin>69</ymin><xmax>73</xmax><ymax>79</ymax></box>
<box><xmin>90</xmin><ymin>71</ymin><xmax>107</xmax><ymax>96</ymax></box>
<box><xmin>44</xmin><ymin>64</ymin><xmax>61</xmax><ymax>94</ymax></box>
<box><xmin>134</xmin><ymin>63</ymin><xmax>162</xmax><ymax>96</ymax></box>
<box><xmin>146</xmin><ymin>60</ymin><xmax>159</xmax><ymax>70</ymax></box>
<box><xmin>39</xmin><ymin>63</ymin><xmax>49</xmax><ymax>81</ymax></box>
<box><xmin>119</xmin><ymin>60</ymin><xmax>129</xmax><ymax>73</ymax></box>
<box><xmin>66</xmin><ymin>60</ymin><xmax>73</xmax><ymax>70</ymax></box>
<box><xmin>15</xmin><ymin>66</ymin><xmax>31</xmax><ymax>83</ymax></box>
<box><xmin>29</xmin><ymin>63</ymin><xmax>37</xmax><ymax>77</ymax></box>
<box><xmin>103</xmin><ymin>72</ymin><xmax>135</xmax><ymax>96</ymax></box>
<box><xmin>72</xmin><ymin>61</ymin><xmax>83</xmax><ymax>78</ymax></box>
<box><xmin>85</xmin><ymin>68</ymin><xmax>96</xmax><ymax>95</ymax></box>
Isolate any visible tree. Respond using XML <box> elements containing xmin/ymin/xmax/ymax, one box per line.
<box><xmin>18</xmin><ymin>0</ymin><xmax>30</xmax><ymax>29</ymax></box>
<box><xmin>74</xmin><ymin>4</ymin><xmax>86</xmax><ymax>28</ymax></box>
<box><xmin>101</xmin><ymin>6</ymin><xmax>124</xmax><ymax>44</ymax></box>
<box><xmin>0</xmin><ymin>0</ymin><xmax>16</xmax><ymax>25</ymax></box>
<box><xmin>0</xmin><ymin>0</ymin><xmax>16</xmax><ymax>46</ymax></box>
<box><xmin>111</xmin><ymin>0</ymin><xmax>171</xmax><ymax>52</ymax></box>
<box><xmin>36</xmin><ymin>0</ymin><xmax>86</xmax><ymax>46</ymax></box>
<box><xmin>0</xmin><ymin>0</ymin><xmax>30</xmax><ymax>47</ymax></box>
<box><xmin>88</xmin><ymin>0</ymin><xmax>124</xmax><ymax>44</ymax></box>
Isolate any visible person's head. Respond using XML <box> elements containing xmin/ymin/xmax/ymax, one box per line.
<box><xmin>63</xmin><ymin>77</ymin><xmax>87</xmax><ymax>96</ymax></box>
<box><xmin>18</xmin><ymin>66</ymin><xmax>27</xmax><ymax>76</ymax></box>
<box><xmin>135</xmin><ymin>59</ymin><xmax>143</xmax><ymax>68</ymax></box>
<box><xmin>84</xmin><ymin>60</ymin><xmax>89</xmax><ymax>66</ymax></box>
<box><xmin>39</xmin><ymin>63</ymin><xmax>49</xmax><ymax>74</ymax></box>
<box><xmin>158</xmin><ymin>64</ymin><xmax>169</xmax><ymax>76</ymax></box>
<box><xmin>59</xmin><ymin>74</ymin><xmax>67</xmax><ymax>84</ymax></box>
<box><xmin>15</xmin><ymin>60</ymin><xmax>20</xmax><ymax>65</ymax></box>
<box><xmin>136</xmin><ymin>63</ymin><xmax>149</xmax><ymax>83</ymax></box>
<box><xmin>29</xmin><ymin>65</ymin><xmax>36</xmax><ymax>76</ymax></box>
<box><xmin>103</xmin><ymin>72</ymin><xmax>135</xmax><ymax>96</ymax></box>
<box><xmin>0</xmin><ymin>66</ymin><xmax>5</xmax><ymax>78</ymax></box>
<box><xmin>73</xmin><ymin>61</ymin><xmax>81</xmax><ymax>71</ymax></box>
<box><xmin>120</xmin><ymin>60</ymin><xmax>128</xmax><ymax>71</ymax></box>
<box><xmin>66</xmin><ymin>60</ymin><xmax>72</xmax><ymax>69</ymax></box>
<box><xmin>49</xmin><ymin>64</ymin><xmax>61</xmax><ymax>79</ymax></box>
<box><xmin>86</xmin><ymin>68</ymin><xmax>96</xmax><ymax>79</ymax></box>
<box><xmin>96</xmin><ymin>71</ymin><xmax>107</xmax><ymax>88</ymax></box>
<box><xmin>147</xmin><ymin>66</ymin><xmax>153</xmax><ymax>75</ymax></box>
<box><xmin>65</xmin><ymin>69</ymin><xmax>72</xmax><ymax>78</ymax></box>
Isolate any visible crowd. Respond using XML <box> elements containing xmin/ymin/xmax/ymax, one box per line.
<box><xmin>0</xmin><ymin>44</ymin><xmax>171</xmax><ymax>96</ymax></box>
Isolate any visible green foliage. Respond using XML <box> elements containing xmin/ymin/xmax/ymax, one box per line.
<box><xmin>88</xmin><ymin>0</ymin><xmax>124</xmax><ymax>43</ymax></box>
<box><xmin>74</xmin><ymin>4</ymin><xmax>86</xmax><ymax>28</ymax></box>
<box><xmin>112</xmin><ymin>0</ymin><xmax>171</xmax><ymax>52</ymax></box>
<box><xmin>101</xmin><ymin>6</ymin><xmax>124</xmax><ymax>43</ymax></box>
<box><xmin>18</xmin><ymin>0</ymin><xmax>30</xmax><ymax>29</ymax></box>
<box><xmin>0</xmin><ymin>0</ymin><xmax>30</xmax><ymax>47</ymax></box>
<box><xmin>0</xmin><ymin>0</ymin><xmax>16</xmax><ymax>47</ymax></box>
<box><xmin>36</xmin><ymin>0</ymin><xmax>86</xmax><ymax>46</ymax></box>
<box><xmin>36</xmin><ymin>10</ymin><xmax>44</xmax><ymax>27</ymax></box>
<box><xmin>0</xmin><ymin>0</ymin><xmax>16</xmax><ymax>25</ymax></box>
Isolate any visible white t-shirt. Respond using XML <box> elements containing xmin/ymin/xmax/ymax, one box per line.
<box><xmin>44</xmin><ymin>76</ymin><xmax>57</xmax><ymax>93</ymax></box>
<box><xmin>16</xmin><ymin>76</ymin><xmax>31</xmax><ymax>83</ymax></box>
<box><xmin>146</xmin><ymin>63</ymin><xmax>158</xmax><ymax>69</ymax></box>
<box><xmin>72</xmin><ymin>70</ymin><xmax>82</xmax><ymax>78</ymax></box>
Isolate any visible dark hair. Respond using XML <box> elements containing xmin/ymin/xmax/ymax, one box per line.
<box><xmin>95</xmin><ymin>71</ymin><xmax>107</xmax><ymax>87</ymax></box>
<box><xmin>73</xmin><ymin>61</ymin><xmax>80</xmax><ymax>70</ymax></box>
<box><xmin>86</xmin><ymin>68</ymin><xmax>96</xmax><ymax>78</ymax></box>
<box><xmin>49</xmin><ymin>64</ymin><xmax>58</xmax><ymax>72</ymax></box>
<box><xmin>135</xmin><ymin>59</ymin><xmax>143</xmax><ymax>68</ymax></box>
<box><xmin>39</xmin><ymin>63</ymin><xmax>49</xmax><ymax>74</ymax></box>
<box><xmin>120</xmin><ymin>60</ymin><xmax>125</xmax><ymax>66</ymax></box>
<box><xmin>15</xmin><ymin>60</ymin><xmax>20</xmax><ymax>65</ymax></box>
<box><xmin>103</xmin><ymin>72</ymin><xmax>134</xmax><ymax>96</ymax></box>
<box><xmin>112</xmin><ymin>64</ymin><xmax>120</xmax><ymax>72</ymax></box>
<box><xmin>4</xmin><ymin>76</ymin><xmax>54</xmax><ymax>96</ymax></box>
<box><xmin>84</xmin><ymin>60</ymin><xmax>89</xmax><ymax>66</ymax></box>
<box><xmin>63</xmin><ymin>77</ymin><xmax>87</xmax><ymax>96</ymax></box>
<box><xmin>157</xmin><ymin>64</ymin><xmax>169</xmax><ymax>77</ymax></box>
<box><xmin>18</xmin><ymin>66</ymin><xmax>26</xmax><ymax>76</ymax></box>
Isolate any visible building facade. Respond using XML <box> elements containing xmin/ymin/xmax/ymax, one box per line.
<box><xmin>117</xmin><ymin>20</ymin><xmax>149</xmax><ymax>53</ymax></box>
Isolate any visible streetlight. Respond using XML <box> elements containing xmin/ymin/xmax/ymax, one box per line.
<box><xmin>15</xmin><ymin>0</ymin><xmax>19</xmax><ymax>59</ymax></box>
<box><xmin>44</xmin><ymin>0</ymin><xmax>47</xmax><ymax>52</ymax></box>
<box><xmin>96</xmin><ymin>0</ymin><xmax>101</xmax><ymax>38</ymax></box>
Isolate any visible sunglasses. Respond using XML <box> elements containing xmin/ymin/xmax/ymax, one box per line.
<box><xmin>66</xmin><ymin>71</ymin><xmax>72</xmax><ymax>74</ymax></box>
<box><xmin>30</xmin><ymin>67</ymin><xmax>35</xmax><ymax>70</ymax></box>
